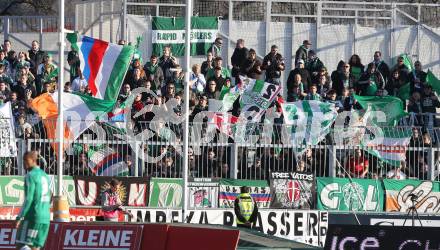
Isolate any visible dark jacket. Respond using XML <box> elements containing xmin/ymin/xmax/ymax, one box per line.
<box><xmin>262</xmin><ymin>53</ymin><xmax>284</xmax><ymax>80</ymax></box>
<box><xmin>231</xmin><ymin>47</ymin><xmax>249</xmax><ymax>77</ymax></box>
<box><xmin>287</xmin><ymin>68</ymin><xmax>311</xmax><ymax>91</ymax></box>
<box><xmin>421</xmin><ymin>93</ymin><xmax>440</xmax><ymax>113</ymax></box>
<box><xmin>201</xmin><ymin>60</ymin><xmax>214</xmax><ymax>76</ymax></box>
<box><xmin>28</xmin><ymin>49</ymin><xmax>46</xmax><ymax>75</ymax></box>
<box><xmin>386</xmin><ymin>77</ymin><xmax>406</xmax><ymax>96</ymax></box>
<box><xmin>12</xmin><ymin>82</ymin><xmax>36</xmax><ymax>100</ymax></box>
<box><xmin>295</xmin><ymin>45</ymin><xmax>308</xmax><ymax>65</ymax></box>
<box><xmin>374</xmin><ymin>60</ymin><xmax>390</xmax><ymax>83</ymax></box>
<box><xmin>356</xmin><ymin>71</ymin><xmax>384</xmax><ymax>96</ymax></box>
<box><xmin>332</xmin><ymin>72</ymin><xmax>356</xmax><ymax>96</ymax></box>
<box><xmin>240</xmin><ymin>58</ymin><xmax>263</xmax><ymax>80</ymax></box>
<box><xmin>158</xmin><ymin>56</ymin><xmax>177</xmax><ymax>83</ymax></box>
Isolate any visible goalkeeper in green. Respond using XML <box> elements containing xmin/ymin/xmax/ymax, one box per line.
<box><xmin>14</xmin><ymin>151</ymin><xmax>51</xmax><ymax>250</ymax></box>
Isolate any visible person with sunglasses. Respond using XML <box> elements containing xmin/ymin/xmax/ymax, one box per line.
<box><xmin>391</xmin><ymin>55</ymin><xmax>410</xmax><ymax>83</ymax></box>
<box><xmin>208</xmin><ymin>37</ymin><xmax>223</xmax><ymax>59</ymax></box>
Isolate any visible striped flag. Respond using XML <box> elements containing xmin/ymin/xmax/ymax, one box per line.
<box><xmin>281</xmin><ymin>100</ymin><xmax>338</xmax><ymax>152</ymax></box>
<box><xmin>66</xmin><ymin>33</ymin><xmax>134</xmax><ymax>101</ymax></box>
<box><xmin>362</xmin><ymin>127</ymin><xmax>412</xmax><ymax>167</ymax></box>
<box><xmin>152</xmin><ymin>16</ymin><xmax>218</xmax><ymax>56</ymax></box>
<box><xmin>87</xmin><ymin>145</ymin><xmax>129</xmax><ymax>176</ymax></box>
<box><xmin>29</xmin><ymin>92</ymin><xmax>115</xmax><ymax>151</ymax></box>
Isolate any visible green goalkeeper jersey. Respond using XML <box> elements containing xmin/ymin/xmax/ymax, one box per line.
<box><xmin>17</xmin><ymin>166</ymin><xmax>51</xmax><ymax>224</ymax></box>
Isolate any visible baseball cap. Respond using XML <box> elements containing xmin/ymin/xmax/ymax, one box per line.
<box><xmin>298</xmin><ymin>59</ymin><xmax>305</xmax><ymax>64</ymax></box>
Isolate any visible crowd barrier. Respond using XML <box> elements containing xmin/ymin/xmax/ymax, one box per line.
<box><xmin>0</xmin><ymin>175</ymin><xmax>439</xmax><ymax>214</ymax></box>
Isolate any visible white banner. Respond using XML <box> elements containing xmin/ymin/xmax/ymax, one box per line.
<box><xmin>0</xmin><ymin>102</ymin><xmax>16</xmax><ymax>157</ymax></box>
<box><xmin>126</xmin><ymin>208</ymin><xmax>328</xmax><ymax>247</ymax></box>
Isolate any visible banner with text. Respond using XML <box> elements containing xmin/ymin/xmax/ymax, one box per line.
<box><xmin>152</xmin><ymin>16</ymin><xmax>218</xmax><ymax>56</ymax></box>
<box><xmin>0</xmin><ymin>102</ymin><xmax>17</xmax><ymax>157</ymax></box>
<box><xmin>0</xmin><ymin>176</ymin><xmax>76</xmax><ymax>206</ymax></box>
<box><xmin>317</xmin><ymin>177</ymin><xmax>384</xmax><ymax>212</ymax></box>
<box><xmin>74</xmin><ymin>176</ymin><xmax>149</xmax><ymax>206</ymax></box>
<box><xmin>270</xmin><ymin>172</ymin><xmax>315</xmax><ymax>209</ymax></box>
<box><xmin>219</xmin><ymin>179</ymin><xmax>271</xmax><ymax>208</ymax></box>
<box><xmin>188</xmin><ymin>178</ymin><xmax>219</xmax><ymax>208</ymax></box>
<box><xmin>149</xmin><ymin>178</ymin><xmax>183</xmax><ymax>208</ymax></box>
<box><xmin>383</xmin><ymin>179</ymin><xmax>440</xmax><ymax>213</ymax></box>
<box><xmin>126</xmin><ymin>208</ymin><xmax>328</xmax><ymax>247</ymax></box>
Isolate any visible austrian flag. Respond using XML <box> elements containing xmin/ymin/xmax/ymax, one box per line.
<box><xmin>66</xmin><ymin>33</ymin><xmax>134</xmax><ymax>101</ymax></box>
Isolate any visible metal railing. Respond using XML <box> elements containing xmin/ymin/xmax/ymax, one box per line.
<box><xmin>2</xmin><ymin>118</ymin><xmax>440</xmax><ymax>181</ymax></box>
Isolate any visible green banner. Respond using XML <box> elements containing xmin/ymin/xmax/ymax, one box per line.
<box><xmin>152</xmin><ymin>16</ymin><xmax>218</xmax><ymax>56</ymax></box>
<box><xmin>148</xmin><ymin>178</ymin><xmax>183</xmax><ymax>208</ymax></box>
<box><xmin>383</xmin><ymin>179</ymin><xmax>440</xmax><ymax>214</ymax></box>
<box><xmin>317</xmin><ymin>177</ymin><xmax>384</xmax><ymax>212</ymax></box>
<box><xmin>0</xmin><ymin>176</ymin><xmax>76</xmax><ymax>206</ymax></box>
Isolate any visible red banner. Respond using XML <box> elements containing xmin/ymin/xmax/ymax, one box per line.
<box><xmin>56</xmin><ymin>223</ymin><xmax>143</xmax><ymax>250</ymax></box>
<box><xmin>0</xmin><ymin>221</ymin><xmax>60</xmax><ymax>250</ymax></box>
<box><xmin>0</xmin><ymin>207</ymin><xmax>102</xmax><ymax>221</ymax></box>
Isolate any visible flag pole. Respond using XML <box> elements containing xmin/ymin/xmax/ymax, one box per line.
<box><xmin>181</xmin><ymin>0</ymin><xmax>191</xmax><ymax>223</ymax></box>
<box><xmin>53</xmin><ymin>0</ymin><xmax>69</xmax><ymax>223</ymax></box>
<box><xmin>57</xmin><ymin>0</ymin><xmax>65</xmax><ymax>197</ymax></box>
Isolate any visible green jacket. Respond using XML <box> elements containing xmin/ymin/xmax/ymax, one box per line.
<box><xmin>17</xmin><ymin>167</ymin><xmax>51</xmax><ymax>224</ymax></box>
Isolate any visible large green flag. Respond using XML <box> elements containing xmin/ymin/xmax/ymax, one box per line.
<box><xmin>426</xmin><ymin>70</ymin><xmax>440</xmax><ymax>94</ymax></box>
<box><xmin>152</xmin><ymin>16</ymin><xmax>218</xmax><ymax>56</ymax></box>
<box><xmin>317</xmin><ymin>177</ymin><xmax>384</xmax><ymax>212</ymax></box>
<box><xmin>354</xmin><ymin>95</ymin><xmax>407</xmax><ymax>126</ymax></box>
<box><xmin>400</xmin><ymin>53</ymin><xmax>413</xmax><ymax>72</ymax></box>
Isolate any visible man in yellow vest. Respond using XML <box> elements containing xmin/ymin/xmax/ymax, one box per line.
<box><xmin>234</xmin><ymin>186</ymin><xmax>258</xmax><ymax>229</ymax></box>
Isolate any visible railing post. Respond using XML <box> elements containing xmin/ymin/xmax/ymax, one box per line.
<box><xmin>428</xmin><ymin>147</ymin><xmax>435</xmax><ymax>181</ymax></box>
<box><xmin>316</xmin><ymin>1</ymin><xmax>322</xmax><ymax>51</ymax></box>
<box><xmin>353</xmin><ymin>10</ymin><xmax>358</xmax><ymax>55</ymax></box>
<box><xmin>390</xmin><ymin>3</ymin><xmax>396</xmax><ymax>62</ymax></box>
<box><xmin>133</xmin><ymin>140</ymin><xmax>140</xmax><ymax>177</ymax></box>
<box><xmin>329</xmin><ymin>145</ymin><xmax>337</xmax><ymax>177</ymax></box>
<box><xmin>110</xmin><ymin>0</ymin><xmax>114</xmax><ymax>43</ymax></box>
<box><xmin>4</xmin><ymin>17</ymin><xmax>10</xmax><ymax>41</ymax></box>
<box><xmin>121</xmin><ymin>0</ymin><xmax>127</xmax><ymax>41</ymax></box>
<box><xmin>227</xmin><ymin>0</ymin><xmax>233</xmax><ymax>69</ymax></box>
<box><xmin>99</xmin><ymin>0</ymin><xmax>104</xmax><ymax>40</ymax></box>
<box><xmin>17</xmin><ymin>139</ymin><xmax>27</xmax><ymax>176</ymax></box>
<box><xmin>230</xmin><ymin>143</ymin><xmax>238</xmax><ymax>179</ymax></box>
<box><xmin>265</xmin><ymin>0</ymin><xmax>272</xmax><ymax>53</ymax></box>
<box><xmin>416</xmin><ymin>4</ymin><xmax>421</xmax><ymax>61</ymax></box>
<box><xmin>39</xmin><ymin>18</ymin><xmax>44</xmax><ymax>49</ymax></box>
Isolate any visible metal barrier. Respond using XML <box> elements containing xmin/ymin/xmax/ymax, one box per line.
<box><xmin>2</xmin><ymin>118</ymin><xmax>439</xmax><ymax>181</ymax></box>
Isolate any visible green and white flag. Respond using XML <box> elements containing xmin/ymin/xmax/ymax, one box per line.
<box><xmin>354</xmin><ymin>95</ymin><xmax>407</xmax><ymax>126</ymax></box>
<box><xmin>281</xmin><ymin>101</ymin><xmax>337</xmax><ymax>152</ymax></box>
<box><xmin>152</xmin><ymin>16</ymin><xmax>218</xmax><ymax>56</ymax></box>
<box><xmin>362</xmin><ymin>127</ymin><xmax>412</xmax><ymax>167</ymax></box>
<box><xmin>240</xmin><ymin>79</ymin><xmax>281</xmax><ymax>122</ymax></box>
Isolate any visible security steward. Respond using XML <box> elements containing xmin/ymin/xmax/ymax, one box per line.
<box><xmin>234</xmin><ymin>186</ymin><xmax>258</xmax><ymax>229</ymax></box>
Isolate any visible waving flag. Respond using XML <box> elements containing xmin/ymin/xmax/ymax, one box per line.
<box><xmin>88</xmin><ymin>145</ymin><xmax>129</xmax><ymax>176</ymax></box>
<box><xmin>30</xmin><ymin>92</ymin><xmax>115</xmax><ymax>151</ymax></box>
<box><xmin>362</xmin><ymin>127</ymin><xmax>412</xmax><ymax>167</ymax></box>
<box><xmin>66</xmin><ymin>33</ymin><xmax>134</xmax><ymax>101</ymax></box>
<box><xmin>281</xmin><ymin>100</ymin><xmax>338</xmax><ymax>153</ymax></box>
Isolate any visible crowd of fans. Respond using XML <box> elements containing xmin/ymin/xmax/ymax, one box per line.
<box><xmin>0</xmin><ymin>37</ymin><xmax>439</xmax><ymax>181</ymax></box>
